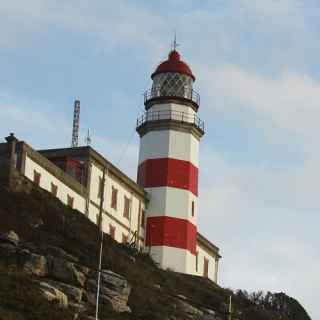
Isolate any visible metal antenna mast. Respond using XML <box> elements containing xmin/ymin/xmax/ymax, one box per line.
<box><xmin>71</xmin><ymin>99</ymin><xmax>80</xmax><ymax>148</ymax></box>
<box><xmin>85</xmin><ymin>129</ymin><xmax>92</xmax><ymax>146</ymax></box>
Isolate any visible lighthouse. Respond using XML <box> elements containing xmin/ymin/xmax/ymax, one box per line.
<box><xmin>136</xmin><ymin>47</ymin><xmax>204</xmax><ymax>274</ymax></box>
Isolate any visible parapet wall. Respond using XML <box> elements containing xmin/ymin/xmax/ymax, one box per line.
<box><xmin>0</xmin><ymin>143</ymin><xmax>11</xmax><ymax>188</ymax></box>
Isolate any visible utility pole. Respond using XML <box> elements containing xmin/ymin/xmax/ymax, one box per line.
<box><xmin>95</xmin><ymin>167</ymin><xmax>107</xmax><ymax>320</ymax></box>
<box><xmin>228</xmin><ymin>295</ymin><xmax>233</xmax><ymax>320</ymax></box>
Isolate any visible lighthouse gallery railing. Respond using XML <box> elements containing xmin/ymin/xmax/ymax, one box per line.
<box><xmin>144</xmin><ymin>87</ymin><xmax>200</xmax><ymax>106</ymax></box>
<box><xmin>136</xmin><ymin>110</ymin><xmax>205</xmax><ymax>132</ymax></box>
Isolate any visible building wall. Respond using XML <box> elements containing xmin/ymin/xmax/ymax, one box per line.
<box><xmin>24</xmin><ymin>155</ymin><xmax>86</xmax><ymax>212</ymax></box>
<box><xmin>88</xmin><ymin>162</ymin><xmax>145</xmax><ymax>248</ymax></box>
<box><xmin>196</xmin><ymin>242</ymin><xmax>219</xmax><ymax>282</ymax></box>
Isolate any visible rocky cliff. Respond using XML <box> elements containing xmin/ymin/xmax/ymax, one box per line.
<box><xmin>0</xmin><ymin>186</ymin><xmax>312</xmax><ymax>320</ymax></box>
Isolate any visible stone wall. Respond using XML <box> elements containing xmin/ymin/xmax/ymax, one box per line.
<box><xmin>0</xmin><ymin>143</ymin><xmax>10</xmax><ymax>188</ymax></box>
<box><xmin>9</xmin><ymin>169</ymin><xmax>36</xmax><ymax>193</ymax></box>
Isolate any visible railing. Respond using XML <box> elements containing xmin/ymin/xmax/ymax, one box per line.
<box><xmin>136</xmin><ymin>110</ymin><xmax>205</xmax><ymax>132</ymax></box>
<box><xmin>144</xmin><ymin>87</ymin><xmax>200</xmax><ymax>106</ymax></box>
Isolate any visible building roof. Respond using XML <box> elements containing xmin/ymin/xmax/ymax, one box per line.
<box><xmin>151</xmin><ymin>50</ymin><xmax>195</xmax><ymax>81</ymax></box>
<box><xmin>38</xmin><ymin>146</ymin><xmax>148</xmax><ymax>200</ymax></box>
<box><xmin>197</xmin><ymin>232</ymin><xmax>221</xmax><ymax>259</ymax></box>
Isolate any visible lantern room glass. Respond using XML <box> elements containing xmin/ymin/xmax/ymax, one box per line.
<box><xmin>151</xmin><ymin>72</ymin><xmax>194</xmax><ymax>99</ymax></box>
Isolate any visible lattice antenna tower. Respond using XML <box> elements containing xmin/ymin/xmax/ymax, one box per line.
<box><xmin>71</xmin><ymin>99</ymin><xmax>80</xmax><ymax>148</ymax></box>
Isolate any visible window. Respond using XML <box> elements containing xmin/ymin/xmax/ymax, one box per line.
<box><xmin>67</xmin><ymin>195</ymin><xmax>74</xmax><ymax>208</ymax></box>
<box><xmin>51</xmin><ymin>183</ymin><xmax>58</xmax><ymax>196</ymax></box>
<box><xmin>111</xmin><ymin>186</ymin><xmax>118</xmax><ymax>210</ymax></box>
<box><xmin>109</xmin><ymin>224</ymin><xmax>116</xmax><ymax>239</ymax></box>
<box><xmin>196</xmin><ymin>251</ymin><xmax>198</xmax><ymax>272</ymax></box>
<box><xmin>203</xmin><ymin>257</ymin><xmax>209</xmax><ymax>278</ymax></box>
<box><xmin>122</xmin><ymin>233</ymin><xmax>128</xmax><ymax>244</ymax></box>
<box><xmin>33</xmin><ymin>170</ymin><xmax>41</xmax><ymax>186</ymax></box>
<box><xmin>191</xmin><ymin>201</ymin><xmax>195</xmax><ymax>217</ymax></box>
<box><xmin>98</xmin><ymin>176</ymin><xmax>103</xmax><ymax>199</ymax></box>
<box><xmin>123</xmin><ymin>196</ymin><xmax>130</xmax><ymax>219</ymax></box>
<box><xmin>141</xmin><ymin>210</ymin><xmax>146</xmax><ymax>228</ymax></box>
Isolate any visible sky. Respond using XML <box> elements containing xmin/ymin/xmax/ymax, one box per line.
<box><xmin>0</xmin><ymin>0</ymin><xmax>319</xmax><ymax>318</ymax></box>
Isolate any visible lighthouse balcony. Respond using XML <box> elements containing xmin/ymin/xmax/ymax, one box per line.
<box><xmin>144</xmin><ymin>87</ymin><xmax>200</xmax><ymax>110</ymax></box>
<box><xmin>136</xmin><ymin>110</ymin><xmax>205</xmax><ymax>137</ymax></box>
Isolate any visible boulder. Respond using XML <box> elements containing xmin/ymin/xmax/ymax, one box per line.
<box><xmin>68</xmin><ymin>302</ymin><xmax>87</xmax><ymax>314</ymax></box>
<box><xmin>0</xmin><ymin>306</ymin><xmax>25</xmax><ymax>320</ymax></box>
<box><xmin>44</xmin><ymin>245</ymin><xmax>78</xmax><ymax>263</ymax></box>
<box><xmin>38</xmin><ymin>281</ymin><xmax>68</xmax><ymax>308</ymax></box>
<box><xmin>87</xmin><ymin>269</ymin><xmax>131</xmax><ymax>313</ymax></box>
<box><xmin>175</xmin><ymin>298</ymin><xmax>203</xmax><ymax>319</ymax></box>
<box><xmin>29</xmin><ymin>217</ymin><xmax>44</xmax><ymax>229</ymax></box>
<box><xmin>199</xmin><ymin>315</ymin><xmax>220</xmax><ymax>320</ymax></box>
<box><xmin>49</xmin><ymin>256</ymin><xmax>86</xmax><ymax>287</ymax></box>
<box><xmin>22</xmin><ymin>253</ymin><xmax>48</xmax><ymax>277</ymax></box>
<box><xmin>0</xmin><ymin>230</ymin><xmax>19</xmax><ymax>246</ymax></box>
<box><xmin>0</xmin><ymin>243</ymin><xmax>18</xmax><ymax>262</ymax></box>
<box><xmin>46</xmin><ymin>280</ymin><xmax>84</xmax><ymax>303</ymax></box>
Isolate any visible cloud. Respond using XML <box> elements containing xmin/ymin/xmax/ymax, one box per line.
<box><xmin>196</xmin><ymin>63</ymin><xmax>320</xmax><ymax>318</ymax></box>
<box><xmin>0</xmin><ymin>0</ymin><xmax>168</xmax><ymax>61</ymax></box>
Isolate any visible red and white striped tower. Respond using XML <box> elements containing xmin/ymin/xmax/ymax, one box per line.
<box><xmin>136</xmin><ymin>48</ymin><xmax>204</xmax><ymax>274</ymax></box>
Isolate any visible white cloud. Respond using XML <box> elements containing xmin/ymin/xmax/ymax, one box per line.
<box><xmin>196</xmin><ymin>63</ymin><xmax>320</xmax><ymax>318</ymax></box>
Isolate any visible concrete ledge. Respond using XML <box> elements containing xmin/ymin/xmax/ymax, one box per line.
<box><xmin>136</xmin><ymin>119</ymin><xmax>204</xmax><ymax>140</ymax></box>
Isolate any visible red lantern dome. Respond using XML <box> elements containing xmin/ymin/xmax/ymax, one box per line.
<box><xmin>151</xmin><ymin>50</ymin><xmax>195</xmax><ymax>81</ymax></box>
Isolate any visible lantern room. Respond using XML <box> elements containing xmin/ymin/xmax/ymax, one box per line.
<box><xmin>144</xmin><ymin>50</ymin><xmax>200</xmax><ymax>110</ymax></box>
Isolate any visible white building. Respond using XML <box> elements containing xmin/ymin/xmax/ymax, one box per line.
<box><xmin>0</xmin><ymin>48</ymin><xmax>221</xmax><ymax>283</ymax></box>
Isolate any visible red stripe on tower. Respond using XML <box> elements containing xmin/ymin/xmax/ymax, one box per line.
<box><xmin>137</xmin><ymin>158</ymin><xmax>198</xmax><ymax>196</ymax></box>
<box><xmin>146</xmin><ymin>216</ymin><xmax>197</xmax><ymax>254</ymax></box>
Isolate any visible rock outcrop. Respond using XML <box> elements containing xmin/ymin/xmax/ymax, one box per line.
<box><xmin>87</xmin><ymin>269</ymin><xmax>131</xmax><ymax>313</ymax></box>
<box><xmin>0</xmin><ymin>230</ymin><xmax>132</xmax><ymax>319</ymax></box>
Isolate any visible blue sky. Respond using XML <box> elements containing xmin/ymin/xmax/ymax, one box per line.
<box><xmin>0</xmin><ymin>1</ymin><xmax>319</xmax><ymax>318</ymax></box>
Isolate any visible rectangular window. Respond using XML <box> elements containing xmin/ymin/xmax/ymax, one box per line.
<box><xmin>51</xmin><ymin>183</ymin><xmax>58</xmax><ymax>196</ymax></box>
<box><xmin>33</xmin><ymin>170</ymin><xmax>41</xmax><ymax>186</ymax></box>
<box><xmin>196</xmin><ymin>251</ymin><xmax>198</xmax><ymax>272</ymax></box>
<box><xmin>122</xmin><ymin>233</ymin><xmax>128</xmax><ymax>244</ymax></box>
<box><xmin>111</xmin><ymin>186</ymin><xmax>118</xmax><ymax>210</ymax></box>
<box><xmin>203</xmin><ymin>257</ymin><xmax>209</xmax><ymax>278</ymax></box>
<box><xmin>191</xmin><ymin>201</ymin><xmax>195</xmax><ymax>217</ymax></box>
<box><xmin>67</xmin><ymin>195</ymin><xmax>74</xmax><ymax>208</ymax></box>
<box><xmin>123</xmin><ymin>196</ymin><xmax>130</xmax><ymax>219</ymax></box>
<box><xmin>98</xmin><ymin>176</ymin><xmax>103</xmax><ymax>199</ymax></box>
<box><xmin>109</xmin><ymin>224</ymin><xmax>116</xmax><ymax>239</ymax></box>
<box><xmin>141</xmin><ymin>210</ymin><xmax>146</xmax><ymax>228</ymax></box>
